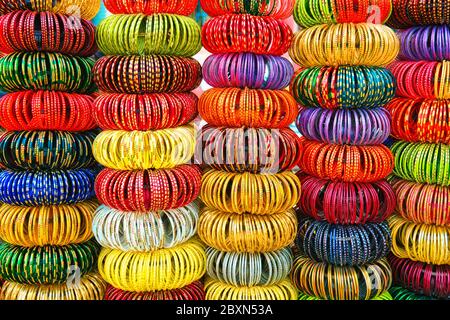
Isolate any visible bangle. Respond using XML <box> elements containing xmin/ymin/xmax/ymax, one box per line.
<box><xmin>290</xmin><ymin>66</ymin><xmax>396</xmax><ymax>109</ymax></box>
<box><xmin>103</xmin><ymin>0</ymin><xmax>198</xmax><ymax>15</ymax></box>
<box><xmin>0</xmin><ymin>10</ymin><xmax>97</xmax><ymax>56</ymax></box>
<box><xmin>0</xmin><ymin>169</ymin><xmax>97</xmax><ymax>206</ymax></box>
<box><xmin>297</xmin><ymin>174</ymin><xmax>396</xmax><ymax>224</ymax></box>
<box><xmin>199</xmin><ymin>88</ymin><xmax>298</xmax><ymax>129</ymax></box>
<box><xmin>97</xmin><ymin>14</ymin><xmax>201</xmax><ymax>57</ymax></box>
<box><xmin>297</xmin><ymin>217</ymin><xmax>391</xmax><ymax>266</ymax></box>
<box><xmin>289</xmin><ymin>23</ymin><xmax>399</xmax><ymax>67</ymax></box>
<box><xmin>389</xmin><ymin>215</ymin><xmax>450</xmax><ymax>265</ymax></box>
<box><xmin>203</xmin><ymin>53</ymin><xmax>294</xmax><ymax>90</ymax></box>
<box><xmin>297</xmin><ymin>108</ymin><xmax>391</xmax><ymax>145</ymax></box>
<box><xmin>93</xmin><ymin>126</ymin><xmax>195</xmax><ymax>170</ymax></box>
<box><xmin>390</xmin><ymin>177</ymin><xmax>450</xmax><ymax>226</ymax></box>
<box><xmin>200</xmin><ymin>169</ymin><xmax>301</xmax><ymax>215</ymax></box>
<box><xmin>0</xmin><ymin>200</ymin><xmax>97</xmax><ymax>247</ymax></box>
<box><xmin>389</xmin><ymin>255</ymin><xmax>449</xmax><ymax>299</ymax></box>
<box><xmin>198</xmin><ymin>208</ymin><xmax>297</xmax><ymax>253</ymax></box>
<box><xmin>0</xmin><ymin>131</ymin><xmax>97</xmax><ymax>170</ymax></box>
<box><xmin>294</xmin><ymin>0</ymin><xmax>392</xmax><ymax>27</ymax></box>
<box><xmin>298</xmin><ymin>291</ymin><xmax>393</xmax><ymax>300</ymax></box>
<box><xmin>98</xmin><ymin>239</ymin><xmax>206</xmax><ymax>292</ymax></box>
<box><xmin>93</xmin><ymin>55</ymin><xmax>201</xmax><ymax>94</ymax></box>
<box><xmin>201</xmin><ymin>0</ymin><xmax>295</xmax><ymax>19</ymax></box>
<box><xmin>0</xmin><ymin>91</ymin><xmax>96</xmax><ymax>132</ymax></box>
<box><xmin>388</xmin><ymin>0</ymin><xmax>450</xmax><ymax>28</ymax></box>
<box><xmin>389</xmin><ymin>61</ymin><xmax>450</xmax><ymax>100</ymax></box>
<box><xmin>197</xmin><ymin>126</ymin><xmax>302</xmax><ymax>174</ymax></box>
<box><xmin>205</xmin><ymin>278</ymin><xmax>297</xmax><ymax>300</ymax></box>
<box><xmin>389</xmin><ymin>287</ymin><xmax>437</xmax><ymax>300</ymax></box>
<box><xmin>95</xmin><ymin>165</ymin><xmax>202</xmax><ymax>212</ymax></box>
<box><xmin>388</xmin><ymin>98</ymin><xmax>450</xmax><ymax>144</ymax></box>
<box><xmin>94</xmin><ymin>93</ymin><xmax>197</xmax><ymax>131</ymax></box>
<box><xmin>299</xmin><ymin>141</ymin><xmax>394</xmax><ymax>183</ymax></box>
<box><xmin>392</xmin><ymin>141</ymin><xmax>450</xmax><ymax>186</ymax></box>
<box><xmin>291</xmin><ymin>256</ymin><xmax>392</xmax><ymax>300</ymax></box>
<box><xmin>0</xmin><ymin>240</ymin><xmax>100</xmax><ymax>285</ymax></box>
<box><xmin>104</xmin><ymin>281</ymin><xmax>205</xmax><ymax>300</ymax></box>
<box><xmin>92</xmin><ymin>201</ymin><xmax>200</xmax><ymax>252</ymax></box>
<box><xmin>202</xmin><ymin>14</ymin><xmax>293</xmax><ymax>56</ymax></box>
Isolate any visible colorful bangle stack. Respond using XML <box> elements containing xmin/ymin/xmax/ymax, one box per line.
<box><xmin>0</xmin><ymin>3</ymin><xmax>105</xmax><ymax>300</ymax></box>
<box><xmin>92</xmin><ymin>1</ymin><xmax>206</xmax><ymax>300</ymax></box>
<box><xmin>386</xmin><ymin>1</ymin><xmax>450</xmax><ymax>300</ymax></box>
<box><xmin>290</xmin><ymin>0</ymin><xmax>397</xmax><ymax>300</ymax></box>
<box><xmin>198</xmin><ymin>0</ymin><xmax>300</xmax><ymax>300</ymax></box>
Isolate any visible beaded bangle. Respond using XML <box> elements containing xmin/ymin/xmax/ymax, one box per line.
<box><xmin>93</xmin><ymin>55</ymin><xmax>201</xmax><ymax>94</ymax></box>
<box><xmin>199</xmin><ymin>88</ymin><xmax>298</xmax><ymax>129</ymax></box>
<box><xmin>197</xmin><ymin>126</ymin><xmax>302</xmax><ymax>174</ymax></box>
<box><xmin>291</xmin><ymin>256</ymin><xmax>392</xmax><ymax>300</ymax></box>
<box><xmin>389</xmin><ymin>61</ymin><xmax>450</xmax><ymax>100</ymax></box>
<box><xmin>93</xmin><ymin>126</ymin><xmax>195</xmax><ymax>170</ymax></box>
<box><xmin>388</xmin><ymin>0</ymin><xmax>450</xmax><ymax>28</ymax></box>
<box><xmin>200</xmin><ymin>169</ymin><xmax>301</xmax><ymax>215</ymax></box>
<box><xmin>0</xmin><ymin>10</ymin><xmax>97</xmax><ymax>56</ymax></box>
<box><xmin>103</xmin><ymin>0</ymin><xmax>198</xmax><ymax>15</ymax></box>
<box><xmin>202</xmin><ymin>14</ymin><xmax>293</xmax><ymax>56</ymax></box>
<box><xmin>0</xmin><ymin>273</ymin><xmax>107</xmax><ymax>300</ymax></box>
<box><xmin>0</xmin><ymin>131</ymin><xmax>97</xmax><ymax>170</ymax></box>
<box><xmin>94</xmin><ymin>93</ymin><xmax>197</xmax><ymax>131</ymax></box>
<box><xmin>298</xmin><ymin>292</ymin><xmax>393</xmax><ymax>301</ymax></box>
<box><xmin>201</xmin><ymin>0</ymin><xmax>295</xmax><ymax>19</ymax></box>
<box><xmin>0</xmin><ymin>241</ymin><xmax>99</xmax><ymax>285</ymax></box>
<box><xmin>205</xmin><ymin>278</ymin><xmax>297</xmax><ymax>300</ymax></box>
<box><xmin>294</xmin><ymin>0</ymin><xmax>392</xmax><ymax>27</ymax></box>
<box><xmin>203</xmin><ymin>53</ymin><xmax>294</xmax><ymax>90</ymax></box>
<box><xmin>297</xmin><ymin>108</ymin><xmax>391</xmax><ymax>145</ymax></box>
<box><xmin>97</xmin><ymin>14</ymin><xmax>201</xmax><ymax>57</ymax></box>
<box><xmin>289</xmin><ymin>23</ymin><xmax>399</xmax><ymax>67</ymax></box>
<box><xmin>104</xmin><ymin>282</ymin><xmax>205</xmax><ymax>300</ymax></box>
<box><xmin>198</xmin><ymin>208</ymin><xmax>297</xmax><ymax>253</ymax></box>
<box><xmin>389</xmin><ymin>215</ymin><xmax>450</xmax><ymax>265</ymax></box>
<box><xmin>389</xmin><ymin>255</ymin><xmax>449</xmax><ymax>299</ymax></box>
<box><xmin>0</xmin><ymin>200</ymin><xmax>97</xmax><ymax>247</ymax></box>
<box><xmin>389</xmin><ymin>287</ymin><xmax>436</xmax><ymax>301</ymax></box>
<box><xmin>98</xmin><ymin>239</ymin><xmax>206</xmax><ymax>292</ymax></box>
<box><xmin>300</xmin><ymin>141</ymin><xmax>394</xmax><ymax>183</ymax></box>
<box><xmin>390</xmin><ymin>177</ymin><xmax>449</xmax><ymax>226</ymax></box>
<box><xmin>0</xmin><ymin>91</ymin><xmax>96</xmax><ymax>132</ymax></box>
<box><xmin>392</xmin><ymin>141</ymin><xmax>450</xmax><ymax>187</ymax></box>
<box><xmin>92</xmin><ymin>201</ymin><xmax>200</xmax><ymax>252</ymax></box>
<box><xmin>291</xmin><ymin>66</ymin><xmax>396</xmax><ymax>109</ymax></box>
<box><xmin>95</xmin><ymin>165</ymin><xmax>202</xmax><ymax>212</ymax></box>
<box><xmin>0</xmin><ymin>169</ymin><xmax>97</xmax><ymax>206</ymax></box>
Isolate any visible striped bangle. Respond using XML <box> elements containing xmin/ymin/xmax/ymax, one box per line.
<box><xmin>388</xmin><ymin>0</ymin><xmax>450</xmax><ymax>28</ymax></box>
<box><xmin>298</xmin><ymin>291</ymin><xmax>393</xmax><ymax>301</ymax></box>
<box><xmin>103</xmin><ymin>0</ymin><xmax>198</xmax><ymax>15</ymax></box>
<box><xmin>201</xmin><ymin>0</ymin><xmax>295</xmax><ymax>19</ymax></box>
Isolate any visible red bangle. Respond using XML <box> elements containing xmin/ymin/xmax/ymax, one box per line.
<box><xmin>95</xmin><ymin>165</ymin><xmax>202</xmax><ymax>212</ymax></box>
<box><xmin>202</xmin><ymin>14</ymin><xmax>293</xmax><ymax>56</ymax></box>
<box><xmin>103</xmin><ymin>0</ymin><xmax>198</xmax><ymax>15</ymax></box>
<box><xmin>94</xmin><ymin>93</ymin><xmax>198</xmax><ymax>131</ymax></box>
<box><xmin>104</xmin><ymin>282</ymin><xmax>205</xmax><ymax>300</ymax></box>
<box><xmin>388</xmin><ymin>0</ymin><xmax>450</xmax><ymax>28</ymax></box>
<box><xmin>201</xmin><ymin>0</ymin><xmax>295</xmax><ymax>19</ymax></box>
<box><xmin>0</xmin><ymin>90</ymin><xmax>96</xmax><ymax>132</ymax></box>
<box><xmin>297</xmin><ymin>173</ymin><xmax>396</xmax><ymax>225</ymax></box>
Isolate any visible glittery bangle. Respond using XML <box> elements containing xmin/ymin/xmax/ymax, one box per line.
<box><xmin>103</xmin><ymin>0</ymin><xmax>198</xmax><ymax>15</ymax></box>
<box><xmin>104</xmin><ymin>282</ymin><xmax>205</xmax><ymax>300</ymax></box>
<box><xmin>387</xmin><ymin>0</ymin><xmax>450</xmax><ymax>28</ymax></box>
<box><xmin>201</xmin><ymin>0</ymin><xmax>295</xmax><ymax>19</ymax></box>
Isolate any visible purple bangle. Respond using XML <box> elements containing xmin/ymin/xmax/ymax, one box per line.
<box><xmin>203</xmin><ymin>53</ymin><xmax>294</xmax><ymax>90</ymax></box>
<box><xmin>297</xmin><ymin>108</ymin><xmax>391</xmax><ymax>146</ymax></box>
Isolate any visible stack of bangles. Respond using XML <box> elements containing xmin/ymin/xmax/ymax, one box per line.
<box><xmin>297</xmin><ymin>174</ymin><xmax>396</xmax><ymax>224</ymax></box>
<box><xmin>198</xmin><ymin>88</ymin><xmax>297</xmax><ymax>128</ymax></box>
<box><xmin>290</xmin><ymin>66</ymin><xmax>396</xmax><ymax>109</ymax></box>
<box><xmin>298</xmin><ymin>292</ymin><xmax>393</xmax><ymax>301</ymax></box>
<box><xmin>387</xmin><ymin>98</ymin><xmax>450</xmax><ymax>144</ymax></box>
<box><xmin>197</xmin><ymin>126</ymin><xmax>302</xmax><ymax>173</ymax></box>
<box><xmin>389</xmin><ymin>215</ymin><xmax>450</xmax><ymax>265</ymax></box>
<box><xmin>93</xmin><ymin>56</ymin><xmax>201</xmax><ymax>94</ymax></box>
<box><xmin>299</xmin><ymin>141</ymin><xmax>394</xmax><ymax>183</ymax></box>
<box><xmin>289</xmin><ymin>23</ymin><xmax>400</xmax><ymax>67</ymax></box>
<box><xmin>104</xmin><ymin>282</ymin><xmax>205</xmax><ymax>300</ymax></box>
<box><xmin>389</xmin><ymin>255</ymin><xmax>449</xmax><ymax>299</ymax></box>
<box><xmin>103</xmin><ymin>0</ymin><xmax>197</xmax><ymax>15</ymax></box>
<box><xmin>389</xmin><ymin>287</ymin><xmax>436</xmax><ymax>300</ymax></box>
<box><xmin>392</xmin><ymin>141</ymin><xmax>450</xmax><ymax>186</ymax></box>
<box><xmin>388</xmin><ymin>61</ymin><xmax>450</xmax><ymax>99</ymax></box>
<box><xmin>200</xmin><ymin>0</ymin><xmax>294</xmax><ymax>19</ymax></box>
<box><xmin>95</xmin><ymin>166</ymin><xmax>202</xmax><ymax>212</ymax></box>
<box><xmin>290</xmin><ymin>256</ymin><xmax>392</xmax><ymax>300</ymax></box>
<box><xmin>0</xmin><ymin>10</ymin><xmax>97</xmax><ymax>56</ymax></box>
<box><xmin>387</xmin><ymin>0</ymin><xmax>450</xmax><ymax>28</ymax></box>
<box><xmin>0</xmin><ymin>91</ymin><xmax>96</xmax><ymax>132</ymax></box>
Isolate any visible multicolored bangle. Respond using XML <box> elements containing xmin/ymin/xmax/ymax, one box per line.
<box><xmin>387</xmin><ymin>0</ymin><xmax>450</xmax><ymax>28</ymax></box>
<box><xmin>389</xmin><ymin>287</ymin><xmax>436</xmax><ymax>301</ymax></box>
<box><xmin>201</xmin><ymin>0</ymin><xmax>295</xmax><ymax>19</ymax></box>
<box><xmin>104</xmin><ymin>282</ymin><xmax>205</xmax><ymax>300</ymax></box>
<box><xmin>103</xmin><ymin>0</ymin><xmax>198</xmax><ymax>15</ymax></box>
<box><xmin>298</xmin><ymin>291</ymin><xmax>393</xmax><ymax>301</ymax></box>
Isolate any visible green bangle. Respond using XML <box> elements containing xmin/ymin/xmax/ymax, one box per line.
<box><xmin>389</xmin><ymin>287</ymin><xmax>437</xmax><ymax>300</ymax></box>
